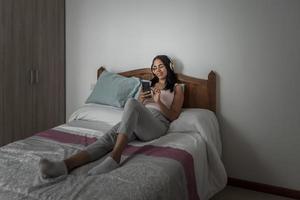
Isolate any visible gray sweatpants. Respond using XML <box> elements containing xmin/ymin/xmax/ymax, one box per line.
<box><xmin>85</xmin><ymin>98</ymin><xmax>170</xmax><ymax>161</ymax></box>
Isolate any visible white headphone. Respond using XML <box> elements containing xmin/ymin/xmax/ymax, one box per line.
<box><xmin>166</xmin><ymin>55</ymin><xmax>175</xmax><ymax>71</ymax></box>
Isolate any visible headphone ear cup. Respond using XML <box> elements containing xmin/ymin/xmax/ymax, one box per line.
<box><xmin>170</xmin><ymin>62</ymin><xmax>174</xmax><ymax>71</ymax></box>
<box><xmin>167</xmin><ymin>56</ymin><xmax>174</xmax><ymax>71</ymax></box>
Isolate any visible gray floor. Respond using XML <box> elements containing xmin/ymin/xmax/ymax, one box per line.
<box><xmin>211</xmin><ymin>186</ymin><xmax>296</xmax><ymax>200</ymax></box>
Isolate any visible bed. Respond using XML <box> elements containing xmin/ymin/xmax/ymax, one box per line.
<box><xmin>0</xmin><ymin>67</ymin><xmax>227</xmax><ymax>200</ymax></box>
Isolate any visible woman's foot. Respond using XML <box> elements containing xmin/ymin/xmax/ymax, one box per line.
<box><xmin>87</xmin><ymin>156</ymin><xmax>119</xmax><ymax>176</ymax></box>
<box><xmin>39</xmin><ymin>158</ymin><xmax>68</xmax><ymax>178</ymax></box>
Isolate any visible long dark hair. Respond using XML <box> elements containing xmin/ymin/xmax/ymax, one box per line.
<box><xmin>150</xmin><ymin>55</ymin><xmax>177</xmax><ymax>92</ymax></box>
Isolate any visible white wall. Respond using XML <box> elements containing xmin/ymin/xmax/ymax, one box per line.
<box><xmin>66</xmin><ymin>0</ymin><xmax>300</xmax><ymax>190</ymax></box>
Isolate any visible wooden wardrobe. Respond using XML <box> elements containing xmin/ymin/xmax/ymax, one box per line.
<box><xmin>0</xmin><ymin>0</ymin><xmax>65</xmax><ymax>146</ymax></box>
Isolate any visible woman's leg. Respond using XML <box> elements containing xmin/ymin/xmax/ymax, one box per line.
<box><xmin>63</xmin><ymin>151</ymin><xmax>92</xmax><ymax>172</ymax></box>
<box><xmin>117</xmin><ymin>98</ymin><xmax>170</xmax><ymax>141</ymax></box>
<box><xmin>88</xmin><ymin>98</ymin><xmax>170</xmax><ymax>175</ymax></box>
<box><xmin>87</xmin><ymin>133</ymin><xmax>129</xmax><ymax>175</ymax></box>
<box><xmin>39</xmin><ymin>122</ymin><xmax>125</xmax><ymax>178</ymax></box>
<box><xmin>110</xmin><ymin>133</ymin><xmax>128</xmax><ymax>163</ymax></box>
<box><xmin>74</xmin><ymin>98</ymin><xmax>168</xmax><ymax>176</ymax></box>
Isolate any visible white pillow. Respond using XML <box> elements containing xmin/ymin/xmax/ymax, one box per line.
<box><xmin>68</xmin><ymin>103</ymin><xmax>123</xmax><ymax>126</ymax></box>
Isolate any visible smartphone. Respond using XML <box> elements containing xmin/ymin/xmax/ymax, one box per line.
<box><xmin>141</xmin><ymin>80</ymin><xmax>151</xmax><ymax>92</ymax></box>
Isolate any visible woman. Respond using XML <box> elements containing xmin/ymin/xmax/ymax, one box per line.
<box><xmin>39</xmin><ymin>55</ymin><xmax>184</xmax><ymax>178</ymax></box>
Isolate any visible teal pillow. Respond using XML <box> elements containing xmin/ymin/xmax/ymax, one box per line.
<box><xmin>86</xmin><ymin>70</ymin><xmax>141</xmax><ymax>107</ymax></box>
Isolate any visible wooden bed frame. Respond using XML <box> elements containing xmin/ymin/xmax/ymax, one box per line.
<box><xmin>97</xmin><ymin>66</ymin><xmax>216</xmax><ymax>113</ymax></box>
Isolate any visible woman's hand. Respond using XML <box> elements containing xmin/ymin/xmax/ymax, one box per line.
<box><xmin>139</xmin><ymin>90</ymin><xmax>152</xmax><ymax>103</ymax></box>
<box><xmin>152</xmin><ymin>88</ymin><xmax>161</xmax><ymax>103</ymax></box>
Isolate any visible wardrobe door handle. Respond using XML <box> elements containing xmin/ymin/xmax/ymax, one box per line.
<box><xmin>35</xmin><ymin>69</ymin><xmax>39</xmax><ymax>84</ymax></box>
<box><xmin>29</xmin><ymin>69</ymin><xmax>34</xmax><ymax>85</ymax></box>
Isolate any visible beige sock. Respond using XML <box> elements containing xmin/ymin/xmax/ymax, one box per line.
<box><xmin>39</xmin><ymin>158</ymin><xmax>68</xmax><ymax>179</ymax></box>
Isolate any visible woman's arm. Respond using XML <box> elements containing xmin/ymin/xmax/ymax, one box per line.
<box><xmin>156</xmin><ymin>85</ymin><xmax>184</xmax><ymax>122</ymax></box>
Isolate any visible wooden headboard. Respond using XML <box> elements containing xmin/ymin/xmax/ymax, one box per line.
<box><xmin>97</xmin><ymin>66</ymin><xmax>216</xmax><ymax>113</ymax></box>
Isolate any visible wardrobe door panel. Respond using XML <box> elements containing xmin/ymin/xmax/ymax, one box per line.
<box><xmin>0</xmin><ymin>0</ymin><xmax>34</xmax><ymax>146</ymax></box>
<box><xmin>33</xmin><ymin>0</ymin><xmax>65</xmax><ymax>132</ymax></box>
<box><xmin>0</xmin><ymin>0</ymin><xmax>4</xmax><ymax>143</ymax></box>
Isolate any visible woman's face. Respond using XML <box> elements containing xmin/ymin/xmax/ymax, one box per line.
<box><xmin>152</xmin><ymin>59</ymin><xmax>168</xmax><ymax>80</ymax></box>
